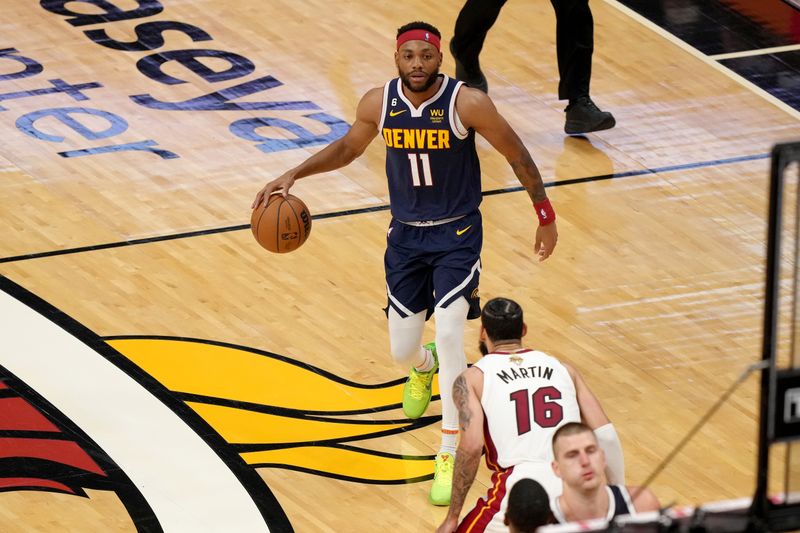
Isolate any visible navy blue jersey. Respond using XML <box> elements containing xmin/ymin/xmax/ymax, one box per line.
<box><xmin>379</xmin><ymin>74</ymin><xmax>481</xmax><ymax>222</ymax></box>
<box><xmin>552</xmin><ymin>485</ymin><xmax>636</xmax><ymax>524</ymax></box>
<box><xmin>609</xmin><ymin>485</ymin><xmax>634</xmax><ymax>518</ymax></box>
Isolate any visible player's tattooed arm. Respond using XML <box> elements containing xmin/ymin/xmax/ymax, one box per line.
<box><xmin>454</xmin><ymin>87</ymin><xmax>548</xmax><ymax>204</ymax></box>
<box><xmin>447</xmin><ymin>447</ymin><xmax>481</xmax><ymax>522</ymax></box>
<box><xmin>454</xmin><ymin>374</ymin><xmax>471</xmax><ymax>430</ymax></box>
<box><xmin>443</xmin><ymin>369</ymin><xmax>485</xmax><ymax>525</ymax></box>
<box><xmin>510</xmin><ymin>154</ymin><xmax>547</xmax><ymax>203</ymax></box>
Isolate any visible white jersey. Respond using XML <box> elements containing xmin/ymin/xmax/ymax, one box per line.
<box><xmin>474</xmin><ymin>349</ymin><xmax>580</xmax><ymax>470</ymax></box>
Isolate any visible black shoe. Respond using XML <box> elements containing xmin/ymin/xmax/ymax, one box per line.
<box><xmin>564</xmin><ymin>96</ymin><xmax>616</xmax><ymax>134</ymax></box>
<box><xmin>449</xmin><ymin>41</ymin><xmax>488</xmax><ymax>93</ymax></box>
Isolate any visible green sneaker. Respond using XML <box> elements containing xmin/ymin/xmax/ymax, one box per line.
<box><xmin>402</xmin><ymin>342</ymin><xmax>438</xmax><ymax>419</ymax></box>
<box><xmin>429</xmin><ymin>452</ymin><xmax>454</xmax><ymax>506</ymax></box>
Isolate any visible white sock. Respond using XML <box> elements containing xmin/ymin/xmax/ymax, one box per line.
<box><xmin>433</xmin><ymin>297</ymin><xmax>469</xmax><ymax>447</ymax></box>
<box><xmin>415</xmin><ymin>345</ymin><xmax>435</xmax><ymax>372</ymax></box>
<box><xmin>439</xmin><ymin>429</ymin><xmax>458</xmax><ymax>456</ymax></box>
<box><xmin>595</xmin><ymin>423</ymin><xmax>625</xmax><ymax>485</ymax></box>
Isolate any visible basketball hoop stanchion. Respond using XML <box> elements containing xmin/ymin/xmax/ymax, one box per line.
<box><xmin>750</xmin><ymin>142</ymin><xmax>800</xmax><ymax>532</ymax></box>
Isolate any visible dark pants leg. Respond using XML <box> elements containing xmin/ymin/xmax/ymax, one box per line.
<box><xmin>551</xmin><ymin>0</ymin><xmax>594</xmax><ymax>101</ymax></box>
<box><xmin>451</xmin><ymin>0</ymin><xmax>508</xmax><ymax>75</ymax></box>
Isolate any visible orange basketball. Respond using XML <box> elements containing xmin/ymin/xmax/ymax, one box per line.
<box><xmin>251</xmin><ymin>194</ymin><xmax>312</xmax><ymax>253</ymax></box>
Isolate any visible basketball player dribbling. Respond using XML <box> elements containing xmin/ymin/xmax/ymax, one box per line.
<box><xmin>252</xmin><ymin>22</ymin><xmax>558</xmax><ymax>506</ymax></box>
<box><xmin>436</xmin><ymin>298</ymin><xmax>626</xmax><ymax>532</ymax></box>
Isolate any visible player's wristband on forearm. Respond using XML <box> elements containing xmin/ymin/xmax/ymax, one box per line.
<box><xmin>534</xmin><ymin>198</ymin><xmax>556</xmax><ymax>225</ymax></box>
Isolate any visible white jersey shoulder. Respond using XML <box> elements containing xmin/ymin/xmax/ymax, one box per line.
<box><xmin>474</xmin><ymin>349</ymin><xmax>580</xmax><ymax>469</ymax></box>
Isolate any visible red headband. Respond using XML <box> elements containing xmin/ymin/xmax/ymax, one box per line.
<box><xmin>396</xmin><ymin>29</ymin><xmax>441</xmax><ymax>50</ymax></box>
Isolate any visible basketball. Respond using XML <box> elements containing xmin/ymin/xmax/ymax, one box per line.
<box><xmin>251</xmin><ymin>193</ymin><xmax>312</xmax><ymax>253</ymax></box>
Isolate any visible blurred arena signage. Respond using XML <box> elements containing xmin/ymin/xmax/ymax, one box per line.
<box><xmin>774</xmin><ymin>369</ymin><xmax>800</xmax><ymax>441</ymax></box>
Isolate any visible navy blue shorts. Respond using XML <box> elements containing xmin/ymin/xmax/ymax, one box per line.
<box><xmin>384</xmin><ymin>210</ymin><xmax>482</xmax><ymax>320</ymax></box>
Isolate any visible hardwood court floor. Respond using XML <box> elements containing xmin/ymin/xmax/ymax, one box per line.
<box><xmin>0</xmin><ymin>0</ymin><xmax>799</xmax><ymax>531</ymax></box>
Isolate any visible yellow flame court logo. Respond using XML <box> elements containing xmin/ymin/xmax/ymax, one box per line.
<box><xmin>0</xmin><ymin>277</ymin><xmax>440</xmax><ymax>531</ymax></box>
<box><xmin>109</xmin><ymin>337</ymin><xmax>440</xmax><ymax>484</ymax></box>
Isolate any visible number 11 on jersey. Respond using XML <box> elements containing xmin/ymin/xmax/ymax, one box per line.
<box><xmin>408</xmin><ymin>153</ymin><xmax>433</xmax><ymax>187</ymax></box>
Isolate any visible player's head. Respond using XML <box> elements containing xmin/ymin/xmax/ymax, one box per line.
<box><xmin>503</xmin><ymin>478</ymin><xmax>553</xmax><ymax>533</ymax></box>
<box><xmin>479</xmin><ymin>297</ymin><xmax>526</xmax><ymax>355</ymax></box>
<box><xmin>551</xmin><ymin>423</ymin><xmax>607</xmax><ymax>492</ymax></box>
<box><xmin>395</xmin><ymin>21</ymin><xmax>442</xmax><ymax>93</ymax></box>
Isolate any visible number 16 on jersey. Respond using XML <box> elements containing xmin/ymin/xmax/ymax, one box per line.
<box><xmin>510</xmin><ymin>386</ymin><xmax>564</xmax><ymax>435</ymax></box>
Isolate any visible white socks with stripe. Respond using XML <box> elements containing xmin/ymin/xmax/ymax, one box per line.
<box><xmin>440</xmin><ymin>429</ymin><xmax>458</xmax><ymax>456</ymax></box>
<box><xmin>388</xmin><ymin>298</ymin><xmax>470</xmax><ymax>458</ymax></box>
<box><xmin>415</xmin><ymin>345</ymin><xmax>435</xmax><ymax>372</ymax></box>
<box><xmin>434</xmin><ymin>297</ymin><xmax>469</xmax><ymax>451</ymax></box>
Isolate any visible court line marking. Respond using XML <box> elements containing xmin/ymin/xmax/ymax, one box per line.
<box><xmin>0</xmin><ymin>152</ymin><xmax>769</xmax><ymax>264</ymax></box>
<box><xmin>602</xmin><ymin>0</ymin><xmax>800</xmax><ymax>121</ymax></box>
<box><xmin>710</xmin><ymin>44</ymin><xmax>800</xmax><ymax>61</ymax></box>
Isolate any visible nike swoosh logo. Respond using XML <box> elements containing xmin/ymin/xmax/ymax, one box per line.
<box><xmin>389</xmin><ymin>109</ymin><xmax>407</xmax><ymax>117</ymax></box>
<box><xmin>456</xmin><ymin>225</ymin><xmax>472</xmax><ymax>236</ymax></box>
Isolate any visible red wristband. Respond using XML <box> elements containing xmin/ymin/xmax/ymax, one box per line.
<box><xmin>534</xmin><ymin>198</ymin><xmax>556</xmax><ymax>225</ymax></box>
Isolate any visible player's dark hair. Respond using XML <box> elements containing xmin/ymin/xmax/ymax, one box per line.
<box><xmin>505</xmin><ymin>478</ymin><xmax>554</xmax><ymax>532</ymax></box>
<box><xmin>552</xmin><ymin>422</ymin><xmax>594</xmax><ymax>456</ymax></box>
<box><xmin>396</xmin><ymin>21</ymin><xmax>441</xmax><ymax>39</ymax></box>
<box><xmin>481</xmin><ymin>297</ymin><xmax>524</xmax><ymax>342</ymax></box>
